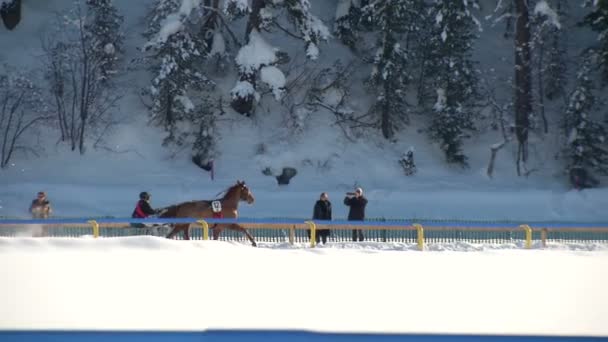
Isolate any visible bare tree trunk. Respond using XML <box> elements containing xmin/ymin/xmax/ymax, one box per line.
<box><xmin>537</xmin><ymin>33</ymin><xmax>548</xmax><ymax>134</ymax></box>
<box><xmin>503</xmin><ymin>0</ymin><xmax>514</xmax><ymax>39</ymax></box>
<box><xmin>514</xmin><ymin>0</ymin><xmax>532</xmax><ymax>176</ymax></box>
<box><xmin>78</xmin><ymin>12</ymin><xmax>90</xmax><ymax>155</ymax></box>
<box><xmin>245</xmin><ymin>0</ymin><xmax>265</xmax><ymax>40</ymax></box>
<box><xmin>70</xmin><ymin>66</ymin><xmax>78</xmax><ymax>151</ymax></box>
<box><xmin>200</xmin><ymin>0</ymin><xmax>221</xmax><ymax>52</ymax></box>
<box><xmin>381</xmin><ymin>80</ymin><xmax>392</xmax><ymax>140</ymax></box>
<box><xmin>487</xmin><ymin>141</ymin><xmax>507</xmax><ymax>178</ymax></box>
<box><xmin>50</xmin><ymin>56</ymin><xmax>69</xmax><ymax>141</ymax></box>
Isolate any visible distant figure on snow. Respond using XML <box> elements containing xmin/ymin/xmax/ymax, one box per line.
<box><xmin>29</xmin><ymin>191</ymin><xmax>52</xmax><ymax>219</ymax></box>
<box><xmin>309</xmin><ymin>192</ymin><xmax>332</xmax><ymax>244</ymax></box>
<box><xmin>399</xmin><ymin>149</ymin><xmax>417</xmax><ymax>176</ymax></box>
<box><xmin>569</xmin><ymin>167</ymin><xmax>599</xmax><ymax>190</ymax></box>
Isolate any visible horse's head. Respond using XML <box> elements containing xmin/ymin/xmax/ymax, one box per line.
<box><xmin>236</xmin><ymin>180</ymin><xmax>255</xmax><ymax>204</ymax></box>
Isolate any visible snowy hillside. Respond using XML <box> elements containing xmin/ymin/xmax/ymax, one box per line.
<box><xmin>1</xmin><ymin>0</ymin><xmax>608</xmax><ymax>223</ymax></box>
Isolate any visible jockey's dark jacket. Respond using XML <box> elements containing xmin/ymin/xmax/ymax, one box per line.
<box><xmin>313</xmin><ymin>200</ymin><xmax>332</xmax><ymax>221</ymax></box>
<box><xmin>132</xmin><ymin>199</ymin><xmax>156</xmax><ymax>218</ymax></box>
<box><xmin>344</xmin><ymin>196</ymin><xmax>368</xmax><ymax>221</ymax></box>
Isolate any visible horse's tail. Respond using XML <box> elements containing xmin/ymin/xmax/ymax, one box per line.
<box><xmin>157</xmin><ymin>204</ymin><xmax>179</xmax><ymax>218</ymax></box>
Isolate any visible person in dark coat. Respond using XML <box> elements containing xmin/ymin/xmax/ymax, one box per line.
<box><xmin>344</xmin><ymin>187</ymin><xmax>367</xmax><ymax>241</ymax></box>
<box><xmin>29</xmin><ymin>191</ymin><xmax>52</xmax><ymax>219</ymax></box>
<box><xmin>131</xmin><ymin>192</ymin><xmax>158</xmax><ymax>228</ymax></box>
<box><xmin>309</xmin><ymin>192</ymin><xmax>332</xmax><ymax>244</ymax></box>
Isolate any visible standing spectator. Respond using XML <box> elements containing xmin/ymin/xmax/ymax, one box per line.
<box><xmin>309</xmin><ymin>192</ymin><xmax>332</xmax><ymax>244</ymax></box>
<box><xmin>344</xmin><ymin>187</ymin><xmax>367</xmax><ymax>241</ymax></box>
<box><xmin>29</xmin><ymin>191</ymin><xmax>52</xmax><ymax>219</ymax></box>
<box><xmin>131</xmin><ymin>192</ymin><xmax>158</xmax><ymax>228</ymax></box>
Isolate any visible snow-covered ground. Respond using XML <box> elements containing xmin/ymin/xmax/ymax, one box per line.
<box><xmin>1</xmin><ymin>237</ymin><xmax>607</xmax><ymax>335</ymax></box>
<box><xmin>1</xmin><ymin>1</ymin><xmax>607</xmax><ymax>337</ymax></box>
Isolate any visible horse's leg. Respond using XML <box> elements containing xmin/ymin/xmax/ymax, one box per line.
<box><xmin>230</xmin><ymin>224</ymin><xmax>257</xmax><ymax>247</ymax></box>
<box><xmin>183</xmin><ymin>224</ymin><xmax>190</xmax><ymax>240</ymax></box>
<box><xmin>166</xmin><ymin>225</ymin><xmax>178</xmax><ymax>239</ymax></box>
<box><xmin>212</xmin><ymin>224</ymin><xmax>224</xmax><ymax>240</ymax></box>
<box><xmin>167</xmin><ymin>224</ymin><xmax>187</xmax><ymax>240</ymax></box>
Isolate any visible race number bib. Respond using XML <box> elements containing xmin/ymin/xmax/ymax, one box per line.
<box><xmin>211</xmin><ymin>201</ymin><xmax>222</xmax><ymax>213</ymax></box>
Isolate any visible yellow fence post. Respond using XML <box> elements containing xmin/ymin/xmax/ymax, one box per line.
<box><xmin>198</xmin><ymin>220</ymin><xmax>209</xmax><ymax>240</ymax></box>
<box><xmin>88</xmin><ymin>220</ymin><xmax>100</xmax><ymax>238</ymax></box>
<box><xmin>520</xmin><ymin>224</ymin><xmax>532</xmax><ymax>249</ymax></box>
<box><xmin>413</xmin><ymin>223</ymin><xmax>424</xmax><ymax>251</ymax></box>
<box><xmin>305</xmin><ymin>221</ymin><xmax>316</xmax><ymax>248</ymax></box>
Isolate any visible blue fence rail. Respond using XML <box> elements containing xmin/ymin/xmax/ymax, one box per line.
<box><xmin>0</xmin><ymin>330</ymin><xmax>606</xmax><ymax>342</ymax></box>
<box><xmin>1</xmin><ymin>217</ymin><xmax>608</xmax><ymax>249</ymax></box>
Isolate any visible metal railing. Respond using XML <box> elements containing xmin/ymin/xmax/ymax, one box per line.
<box><xmin>1</xmin><ymin>217</ymin><xmax>608</xmax><ymax>249</ymax></box>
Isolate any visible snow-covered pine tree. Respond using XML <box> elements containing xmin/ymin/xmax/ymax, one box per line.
<box><xmin>582</xmin><ymin>0</ymin><xmax>608</xmax><ymax>83</ymax></box>
<box><xmin>531</xmin><ymin>0</ymin><xmax>564</xmax><ymax>133</ymax></box>
<box><xmin>563</xmin><ymin>56</ymin><xmax>608</xmax><ymax>184</ymax></box>
<box><xmin>228</xmin><ymin>0</ymin><xmax>330</xmax><ymax>116</ymax></box>
<box><xmin>425</xmin><ymin>0</ymin><xmax>481</xmax><ymax>167</ymax></box>
<box><xmin>361</xmin><ymin>0</ymin><xmax>420</xmax><ymax>139</ymax></box>
<box><xmin>542</xmin><ymin>0</ymin><xmax>567</xmax><ymax>101</ymax></box>
<box><xmin>198</xmin><ymin>0</ymin><xmax>236</xmax><ymax>76</ymax></box>
<box><xmin>514</xmin><ymin>0</ymin><xmax>533</xmax><ymax>176</ymax></box>
<box><xmin>410</xmin><ymin>1</ymin><xmax>435</xmax><ymax>108</ymax></box>
<box><xmin>334</xmin><ymin>0</ymin><xmax>363</xmax><ymax>50</ymax></box>
<box><xmin>85</xmin><ymin>0</ymin><xmax>124</xmax><ymax>83</ymax></box>
<box><xmin>191</xmin><ymin>99</ymin><xmax>217</xmax><ymax>171</ymax></box>
<box><xmin>143</xmin><ymin>0</ymin><xmax>215</xmax><ymax>163</ymax></box>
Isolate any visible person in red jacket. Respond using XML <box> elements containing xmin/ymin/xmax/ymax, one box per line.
<box><xmin>131</xmin><ymin>192</ymin><xmax>158</xmax><ymax>228</ymax></box>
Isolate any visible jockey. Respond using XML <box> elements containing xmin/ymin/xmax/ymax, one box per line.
<box><xmin>132</xmin><ymin>192</ymin><xmax>158</xmax><ymax>219</ymax></box>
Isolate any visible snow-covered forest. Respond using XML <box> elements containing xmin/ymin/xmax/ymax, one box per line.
<box><xmin>1</xmin><ymin>0</ymin><xmax>608</xmax><ymax>220</ymax></box>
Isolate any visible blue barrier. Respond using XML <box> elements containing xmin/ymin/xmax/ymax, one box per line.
<box><xmin>2</xmin><ymin>217</ymin><xmax>608</xmax><ymax>228</ymax></box>
<box><xmin>0</xmin><ymin>330</ymin><xmax>605</xmax><ymax>342</ymax></box>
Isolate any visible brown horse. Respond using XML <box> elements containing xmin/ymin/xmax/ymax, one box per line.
<box><xmin>159</xmin><ymin>180</ymin><xmax>257</xmax><ymax>246</ymax></box>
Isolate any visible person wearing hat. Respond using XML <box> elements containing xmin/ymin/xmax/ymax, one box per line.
<box><xmin>29</xmin><ymin>191</ymin><xmax>52</xmax><ymax>219</ymax></box>
<box><xmin>344</xmin><ymin>187</ymin><xmax>367</xmax><ymax>241</ymax></box>
<box><xmin>131</xmin><ymin>192</ymin><xmax>159</xmax><ymax>228</ymax></box>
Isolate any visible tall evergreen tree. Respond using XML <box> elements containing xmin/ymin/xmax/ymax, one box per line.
<box><xmin>514</xmin><ymin>0</ymin><xmax>532</xmax><ymax>175</ymax></box>
<box><xmin>582</xmin><ymin>0</ymin><xmax>608</xmax><ymax>83</ymax></box>
<box><xmin>361</xmin><ymin>0</ymin><xmax>420</xmax><ymax>139</ymax></box>
<box><xmin>85</xmin><ymin>0</ymin><xmax>124</xmax><ymax>83</ymax></box>
<box><xmin>532</xmin><ymin>0</ymin><xmax>565</xmax><ymax>133</ymax></box>
<box><xmin>143</xmin><ymin>0</ymin><xmax>215</xmax><ymax>164</ymax></box>
<box><xmin>411</xmin><ymin>1</ymin><xmax>435</xmax><ymax>108</ymax></box>
<box><xmin>425</xmin><ymin>0</ymin><xmax>480</xmax><ymax>167</ymax></box>
<box><xmin>563</xmin><ymin>56</ymin><xmax>608</xmax><ymax>181</ymax></box>
<box><xmin>227</xmin><ymin>0</ymin><xmax>330</xmax><ymax>116</ymax></box>
<box><xmin>542</xmin><ymin>0</ymin><xmax>568</xmax><ymax>101</ymax></box>
<box><xmin>334</xmin><ymin>0</ymin><xmax>363</xmax><ymax>50</ymax></box>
